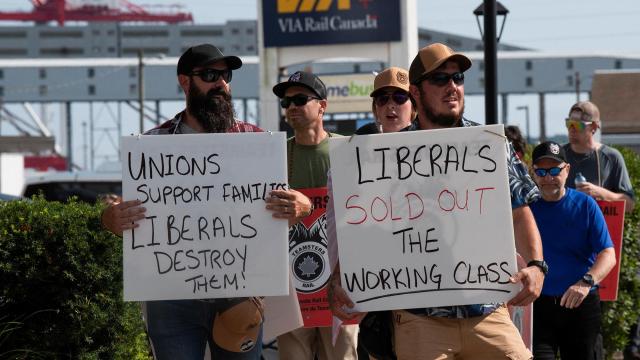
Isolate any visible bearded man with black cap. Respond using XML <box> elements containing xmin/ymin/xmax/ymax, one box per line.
<box><xmin>328</xmin><ymin>43</ymin><xmax>547</xmax><ymax>359</ymax></box>
<box><xmin>101</xmin><ymin>44</ymin><xmax>312</xmax><ymax>360</ymax></box>
<box><xmin>529</xmin><ymin>141</ymin><xmax>616</xmax><ymax>360</ymax></box>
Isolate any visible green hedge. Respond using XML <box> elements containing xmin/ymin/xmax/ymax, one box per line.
<box><xmin>602</xmin><ymin>147</ymin><xmax>640</xmax><ymax>357</ymax></box>
<box><xmin>0</xmin><ymin>197</ymin><xmax>150</xmax><ymax>359</ymax></box>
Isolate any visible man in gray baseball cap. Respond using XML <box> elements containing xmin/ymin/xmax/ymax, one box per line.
<box><xmin>562</xmin><ymin>101</ymin><xmax>635</xmax><ymax>213</ymax></box>
<box><xmin>530</xmin><ymin>141</ymin><xmax>615</xmax><ymax>360</ymax></box>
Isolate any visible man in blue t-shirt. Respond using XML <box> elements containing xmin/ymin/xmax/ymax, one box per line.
<box><xmin>530</xmin><ymin>141</ymin><xmax>616</xmax><ymax>360</ymax></box>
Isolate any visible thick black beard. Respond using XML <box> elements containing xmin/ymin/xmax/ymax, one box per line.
<box><xmin>419</xmin><ymin>87</ymin><xmax>464</xmax><ymax>127</ymax></box>
<box><xmin>187</xmin><ymin>82</ymin><xmax>236</xmax><ymax>133</ymax></box>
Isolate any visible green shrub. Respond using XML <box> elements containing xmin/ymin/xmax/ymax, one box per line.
<box><xmin>0</xmin><ymin>196</ymin><xmax>150</xmax><ymax>359</ymax></box>
<box><xmin>602</xmin><ymin>147</ymin><xmax>640</xmax><ymax>357</ymax></box>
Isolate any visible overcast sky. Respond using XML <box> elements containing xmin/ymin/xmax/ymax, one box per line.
<box><xmin>1</xmin><ymin>0</ymin><xmax>639</xmax><ymax>141</ymax></box>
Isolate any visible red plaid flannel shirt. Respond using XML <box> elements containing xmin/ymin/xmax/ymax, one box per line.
<box><xmin>145</xmin><ymin>111</ymin><xmax>262</xmax><ymax>135</ymax></box>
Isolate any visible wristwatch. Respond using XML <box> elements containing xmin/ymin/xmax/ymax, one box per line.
<box><xmin>581</xmin><ymin>273</ymin><xmax>595</xmax><ymax>286</ymax></box>
<box><xmin>527</xmin><ymin>260</ymin><xmax>549</xmax><ymax>276</ymax></box>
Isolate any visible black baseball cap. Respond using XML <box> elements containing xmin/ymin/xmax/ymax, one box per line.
<box><xmin>272</xmin><ymin>71</ymin><xmax>327</xmax><ymax>99</ymax></box>
<box><xmin>177</xmin><ymin>44</ymin><xmax>242</xmax><ymax>75</ymax></box>
<box><xmin>532</xmin><ymin>141</ymin><xmax>567</xmax><ymax>164</ymax></box>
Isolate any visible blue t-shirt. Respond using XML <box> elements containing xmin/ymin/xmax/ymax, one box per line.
<box><xmin>530</xmin><ymin>188</ymin><xmax>613</xmax><ymax>296</ymax></box>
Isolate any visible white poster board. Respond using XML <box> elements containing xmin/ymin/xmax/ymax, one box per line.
<box><xmin>122</xmin><ymin>132</ymin><xmax>289</xmax><ymax>301</ymax></box>
<box><xmin>329</xmin><ymin>124</ymin><xmax>519</xmax><ymax>312</ymax></box>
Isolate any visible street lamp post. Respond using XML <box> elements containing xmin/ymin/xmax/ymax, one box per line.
<box><xmin>516</xmin><ymin>105</ymin><xmax>531</xmax><ymax>144</ymax></box>
<box><xmin>474</xmin><ymin>1</ymin><xmax>509</xmax><ymax>126</ymax></box>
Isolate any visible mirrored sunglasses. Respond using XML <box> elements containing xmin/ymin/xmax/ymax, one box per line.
<box><xmin>425</xmin><ymin>72</ymin><xmax>465</xmax><ymax>86</ymax></box>
<box><xmin>190</xmin><ymin>69</ymin><xmax>232</xmax><ymax>83</ymax></box>
<box><xmin>534</xmin><ymin>165</ymin><xmax>566</xmax><ymax>177</ymax></box>
<box><xmin>374</xmin><ymin>91</ymin><xmax>410</xmax><ymax>107</ymax></box>
<box><xmin>280</xmin><ymin>95</ymin><xmax>320</xmax><ymax>109</ymax></box>
<box><xmin>565</xmin><ymin>119</ymin><xmax>592</xmax><ymax>131</ymax></box>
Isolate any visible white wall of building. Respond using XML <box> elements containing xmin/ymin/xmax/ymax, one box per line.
<box><xmin>0</xmin><ymin>153</ymin><xmax>24</xmax><ymax>196</ymax></box>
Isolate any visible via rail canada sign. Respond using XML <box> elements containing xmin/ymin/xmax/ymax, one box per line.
<box><xmin>263</xmin><ymin>0</ymin><xmax>401</xmax><ymax>47</ymax></box>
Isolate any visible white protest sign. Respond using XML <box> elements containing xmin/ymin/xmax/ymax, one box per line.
<box><xmin>329</xmin><ymin>124</ymin><xmax>519</xmax><ymax>312</ymax></box>
<box><xmin>122</xmin><ymin>132</ymin><xmax>289</xmax><ymax>301</ymax></box>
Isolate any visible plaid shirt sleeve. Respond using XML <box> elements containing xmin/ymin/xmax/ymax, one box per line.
<box><xmin>227</xmin><ymin>120</ymin><xmax>263</xmax><ymax>133</ymax></box>
<box><xmin>461</xmin><ymin>118</ymin><xmax>539</xmax><ymax>208</ymax></box>
<box><xmin>506</xmin><ymin>141</ymin><xmax>540</xmax><ymax>208</ymax></box>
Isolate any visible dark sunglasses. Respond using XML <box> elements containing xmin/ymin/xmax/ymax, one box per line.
<box><xmin>190</xmin><ymin>69</ymin><xmax>232</xmax><ymax>83</ymax></box>
<box><xmin>280</xmin><ymin>95</ymin><xmax>320</xmax><ymax>109</ymax></box>
<box><xmin>374</xmin><ymin>91</ymin><xmax>410</xmax><ymax>107</ymax></box>
<box><xmin>424</xmin><ymin>72</ymin><xmax>465</xmax><ymax>86</ymax></box>
<box><xmin>533</xmin><ymin>165</ymin><xmax>566</xmax><ymax>177</ymax></box>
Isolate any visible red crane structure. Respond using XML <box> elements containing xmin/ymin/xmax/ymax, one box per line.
<box><xmin>0</xmin><ymin>0</ymin><xmax>193</xmax><ymax>26</ymax></box>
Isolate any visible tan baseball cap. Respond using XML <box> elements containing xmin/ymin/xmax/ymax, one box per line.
<box><xmin>409</xmin><ymin>43</ymin><xmax>472</xmax><ymax>84</ymax></box>
<box><xmin>212</xmin><ymin>297</ymin><xmax>263</xmax><ymax>353</ymax></box>
<box><xmin>370</xmin><ymin>67</ymin><xmax>410</xmax><ymax>97</ymax></box>
<box><xmin>569</xmin><ymin>101</ymin><xmax>600</xmax><ymax>123</ymax></box>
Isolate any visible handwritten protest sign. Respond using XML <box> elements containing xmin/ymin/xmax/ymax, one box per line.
<box><xmin>597</xmin><ymin>200</ymin><xmax>625</xmax><ymax>301</ymax></box>
<box><xmin>329</xmin><ymin>124</ymin><xmax>519</xmax><ymax>312</ymax></box>
<box><xmin>121</xmin><ymin>132</ymin><xmax>289</xmax><ymax>301</ymax></box>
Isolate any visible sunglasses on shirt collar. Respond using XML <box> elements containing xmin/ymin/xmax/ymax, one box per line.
<box><xmin>190</xmin><ymin>68</ymin><xmax>232</xmax><ymax>83</ymax></box>
<box><xmin>374</xmin><ymin>91</ymin><xmax>410</xmax><ymax>107</ymax></box>
<box><xmin>280</xmin><ymin>95</ymin><xmax>321</xmax><ymax>109</ymax></box>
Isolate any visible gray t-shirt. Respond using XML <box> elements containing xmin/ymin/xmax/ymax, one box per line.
<box><xmin>563</xmin><ymin>143</ymin><xmax>635</xmax><ymax>200</ymax></box>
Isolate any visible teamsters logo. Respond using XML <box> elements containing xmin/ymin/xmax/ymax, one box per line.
<box><xmin>276</xmin><ymin>0</ymin><xmax>379</xmax><ymax>34</ymax></box>
<box><xmin>288</xmin><ymin>213</ymin><xmax>330</xmax><ymax>293</ymax></box>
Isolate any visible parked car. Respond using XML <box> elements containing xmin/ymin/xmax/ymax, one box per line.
<box><xmin>0</xmin><ymin>193</ymin><xmax>20</xmax><ymax>201</ymax></box>
<box><xmin>22</xmin><ymin>171</ymin><xmax>121</xmax><ymax>203</ymax></box>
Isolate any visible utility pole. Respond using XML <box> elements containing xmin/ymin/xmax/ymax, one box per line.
<box><xmin>538</xmin><ymin>93</ymin><xmax>546</xmax><ymax>142</ymax></box>
<box><xmin>516</xmin><ymin>105</ymin><xmax>530</xmax><ymax>144</ymax></box>
<box><xmin>138</xmin><ymin>49</ymin><xmax>144</xmax><ymax>134</ymax></box>
<box><xmin>501</xmin><ymin>93</ymin><xmax>508</xmax><ymax>124</ymax></box>
<box><xmin>575</xmin><ymin>71</ymin><xmax>581</xmax><ymax>102</ymax></box>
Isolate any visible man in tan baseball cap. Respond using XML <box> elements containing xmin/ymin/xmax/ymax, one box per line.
<box><xmin>329</xmin><ymin>43</ymin><xmax>546</xmax><ymax>360</ymax></box>
<box><xmin>408</xmin><ymin>43</ymin><xmax>472</xmax><ymax>129</ymax></box>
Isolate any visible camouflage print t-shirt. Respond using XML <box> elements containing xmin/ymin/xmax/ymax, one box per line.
<box><xmin>407</xmin><ymin>118</ymin><xmax>540</xmax><ymax>318</ymax></box>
